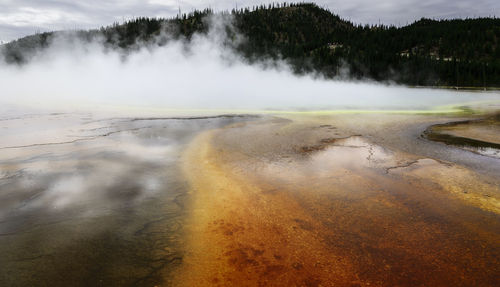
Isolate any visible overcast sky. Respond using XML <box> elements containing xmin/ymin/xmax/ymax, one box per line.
<box><xmin>0</xmin><ymin>0</ymin><xmax>498</xmax><ymax>42</ymax></box>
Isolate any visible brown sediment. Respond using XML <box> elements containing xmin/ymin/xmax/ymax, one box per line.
<box><xmin>176</xmin><ymin>116</ymin><xmax>500</xmax><ymax>286</ymax></box>
<box><xmin>176</xmin><ymin>130</ymin><xmax>359</xmax><ymax>286</ymax></box>
<box><xmin>423</xmin><ymin>117</ymin><xmax>500</xmax><ymax>151</ymax></box>
<box><xmin>388</xmin><ymin>158</ymin><xmax>500</xmax><ymax>215</ymax></box>
<box><xmin>299</xmin><ymin>135</ymin><xmax>364</xmax><ymax>153</ymax></box>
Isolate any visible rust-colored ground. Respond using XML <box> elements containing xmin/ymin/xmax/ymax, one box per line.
<box><xmin>175</xmin><ymin>116</ymin><xmax>500</xmax><ymax>287</ymax></box>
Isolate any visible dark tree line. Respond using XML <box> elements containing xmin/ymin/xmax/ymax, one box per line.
<box><xmin>2</xmin><ymin>3</ymin><xmax>499</xmax><ymax>87</ymax></box>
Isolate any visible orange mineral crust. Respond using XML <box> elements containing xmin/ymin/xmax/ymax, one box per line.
<box><xmin>178</xmin><ymin>131</ymin><xmax>357</xmax><ymax>286</ymax></box>
<box><xmin>176</xmin><ymin>117</ymin><xmax>500</xmax><ymax>287</ymax></box>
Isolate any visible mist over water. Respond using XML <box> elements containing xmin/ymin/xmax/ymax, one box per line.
<box><xmin>1</xmin><ymin>16</ymin><xmax>499</xmax><ymax>114</ymax></box>
<box><xmin>1</xmin><ymin>15</ymin><xmax>500</xmax><ymax>287</ymax></box>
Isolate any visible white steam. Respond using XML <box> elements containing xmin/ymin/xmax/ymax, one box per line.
<box><xmin>1</xmin><ymin>15</ymin><xmax>499</xmax><ymax>114</ymax></box>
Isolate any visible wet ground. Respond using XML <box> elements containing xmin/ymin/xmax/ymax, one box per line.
<box><xmin>424</xmin><ymin>114</ymin><xmax>500</xmax><ymax>159</ymax></box>
<box><xmin>179</xmin><ymin>113</ymin><xmax>500</xmax><ymax>286</ymax></box>
<box><xmin>0</xmin><ymin>113</ymin><xmax>253</xmax><ymax>286</ymax></box>
<box><xmin>1</xmin><ymin>112</ymin><xmax>500</xmax><ymax>286</ymax></box>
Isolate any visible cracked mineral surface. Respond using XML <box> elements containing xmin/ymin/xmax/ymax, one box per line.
<box><xmin>1</xmin><ymin>112</ymin><xmax>499</xmax><ymax>286</ymax></box>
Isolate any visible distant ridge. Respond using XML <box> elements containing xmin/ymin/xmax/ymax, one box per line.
<box><xmin>2</xmin><ymin>2</ymin><xmax>499</xmax><ymax>87</ymax></box>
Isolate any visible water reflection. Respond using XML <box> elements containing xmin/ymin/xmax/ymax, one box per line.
<box><xmin>0</xmin><ymin>113</ymin><xmax>253</xmax><ymax>286</ymax></box>
<box><xmin>423</xmin><ymin>117</ymin><xmax>500</xmax><ymax>159</ymax></box>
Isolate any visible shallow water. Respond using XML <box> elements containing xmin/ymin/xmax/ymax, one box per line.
<box><xmin>179</xmin><ymin>114</ymin><xmax>500</xmax><ymax>286</ymax></box>
<box><xmin>0</xmin><ymin>113</ymin><xmax>253</xmax><ymax>286</ymax></box>
<box><xmin>1</xmin><ymin>112</ymin><xmax>499</xmax><ymax>286</ymax></box>
<box><xmin>423</xmin><ymin>118</ymin><xmax>500</xmax><ymax>159</ymax></box>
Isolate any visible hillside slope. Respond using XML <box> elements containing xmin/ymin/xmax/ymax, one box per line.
<box><xmin>2</xmin><ymin>3</ymin><xmax>499</xmax><ymax>87</ymax></box>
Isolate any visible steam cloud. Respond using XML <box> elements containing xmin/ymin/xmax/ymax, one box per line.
<box><xmin>1</xmin><ymin>15</ymin><xmax>499</xmax><ymax>115</ymax></box>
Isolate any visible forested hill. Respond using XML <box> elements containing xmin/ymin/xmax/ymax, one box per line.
<box><xmin>2</xmin><ymin>3</ymin><xmax>499</xmax><ymax>87</ymax></box>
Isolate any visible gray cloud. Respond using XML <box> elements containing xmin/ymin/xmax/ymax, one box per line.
<box><xmin>0</xmin><ymin>0</ymin><xmax>499</xmax><ymax>42</ymax></box>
